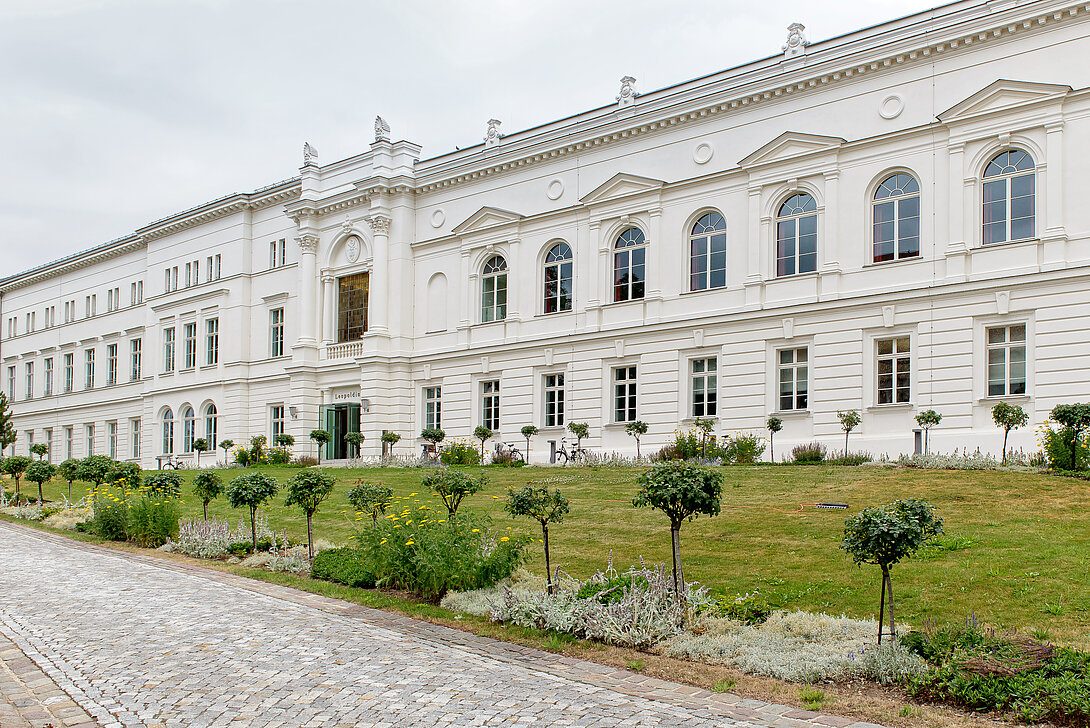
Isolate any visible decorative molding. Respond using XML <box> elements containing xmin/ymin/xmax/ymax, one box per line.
<box><xmin>693</xmin><ymin>143</ymin><xmax>714</xmax><ymax>165</ymax></box>
<box><xmin>544</xmin><ymin>348</ymin><xmax>554</xmax><ymax>366</ymax></box>
<box><xmin>374</xmin><ymin>116</ymin><xmax>391</xmax><ymax>142</ymax></box>
<box><xmin>296</xmin><ymin>234</ymin><xmax>320</xmax><ymax>253</ymax></box>
<box><xmin>615</xmin><ymin>339</ymin><xmax>625</xmax><ymax>358</ymax></box>
<box><xmin>938</xmin><ymin>79</ymin><xmax>1072</xmax><ymax>123</ymax></box>
<box><xmin>782</xmin><ymin>318</ymin><xmax>794</xmax><ymax>340</ymax></box>
<box><xmin>579</xmin><ymin>172</ymin><xmax>666</xmax><ymax>205</ymax></box>
<box><xmin>484</xmin><ymin>119</ymin><xmax>503</xmax><ymax>148</ymax></box>
<box><xmin>996</xmin><ymin>291</ymin><xmax>1011</xmax><ymax>315</ymax></box>
<box><xmin>546</xmin><ymin>179</ymin><xmax>565</xmax><ymax>201</ymax></box>
<box><xmin>365</xmin><ymin>215</ymin><xmax>392</xmax><ymax>237</ymax></box>
<box><xmin>739</xmin><ymin>131</ymin><xmax>846</xmax><ymax>168</ymax></box>
<box><xmin>882</xmin><ymin>305</ymin><xmax>896</xmax><ymax>328</ymax></box>
<box><xmin>430</xmin><ymin>209</ymin><xmax>446</xmax><ymax>228</ymax></box>
<box><xmin>616</xmin><ymin>76</ymin><xmax>639</xmax><ymax>106</ymax></box>
<box><xmin>782</xmin><ymin>22</ymin><xmax>810</xmax><ymax>58</ymax></box>
<box><xmin>878</xmin><ymin>94</ymin><xmax>905</xmax><ymax>119</ymax></box>
<box><xmin>303</xmin><ymin>142</ymin><xmax>319</xmax><ymax>165</ymax></box>
<box><xmin>693</xmin><ymin>329</ymin><xmax>704</xmax><ymax>348</ymax></box>
<box><xmin>452</xmin><ymin>206</ymin><xmax>524</xmax><ymax>235</ymax></box>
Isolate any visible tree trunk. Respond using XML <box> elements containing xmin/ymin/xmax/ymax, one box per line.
<box><xmin>306</xmin><ymin>512</ymin><xmax>314</xmax><ymax>560</ymax></box>
<box><xmin>38</xmin><ymin>483</ymin><xmax>44</xmax><ymax>505</ymax></box>
<box><xmin>770</xmin><ymin>434</ymin><xmax>774</xmax><ymax>464</ymax></box>
<box><xmin>877</xmin><ymin>567</ymin><xmax>887</xmax><ymax>644</ymax></box>
<box><xmin>250</xmin><ymin>506</ymin><xmax>258</xmax><ymax>550</ymax></box>
<box><xmin>542</xmin><ymin>522</ymin><xmax>552</xmax><ymax>595</ymax></box>
<box><xmin>1072</xmin><ymin>426</ymin><xmax>1081</xmax><ymax>471</ymax></box>
<box><xmin>525</xmin><ymin>437</ymin><xmax>532</xmax><ymax>465</ymax></box>
<box><xmin>635</xmin><ymin>438</ymin><xmax>641</xmax><ymax>459</ymax></box>
<box><xmin>923</xmin><ymin>429</ymin><xmax>928</xmax><ymax>455</ymax></box>
<box><xmin>68</xmin><ymin>481</ymin><xmax>72</xmax><ymax>502</ymax></box>
<box><xmin>844</xmin><ymin>430</ymin><xmax>850</xmax><ymax>457</ymax></box>
<box><xmin>885</xmin><ymin>567</ymin><xmax>897</xmax><ymax>643</ymax></box>
<box><xmin>670</xmin><ymin>524</ymin><xmax>684</xmax><ymax>598</ymax></box>
<box><xmin>1002</xmin><ymin>429</ymin><xmax>1009</xmax><ymax>464</ymax></box>
<box><xmin>316</xmin><ymin>443</ymin><xmax>322</xmax><ymax>466</ymax></box>
<box><xmin>196</xmin><ymin>450</ymin><xmax>201</xmax><ymax>468</ymax></box>
<box><xmin>203</xmin><ymin>500</ymin><xmax>209</xmax><ymax>521</ymax></box>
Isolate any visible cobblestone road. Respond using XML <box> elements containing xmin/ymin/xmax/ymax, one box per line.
<box><xmin>0</xmin><ymin>522</ymin><xmax>888</xmax><ymax>728</ymax></box>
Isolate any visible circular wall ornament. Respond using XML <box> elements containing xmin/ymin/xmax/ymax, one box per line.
<box><xmin>546</xmin><ymin>179</ymin><xmax>565</xmax><ymax>201</ymax></box>
<box><xmin>693</xmin><ymin>142</ymin><xmax>714</xmax><ymax>164</ymax></box>
<box><xmin>430</xmin><ymin>209</ymin><xmax>446</xmax><ymax>228</ymax></box>
<box><xmin>878</xmin><ymin>94</ymin><xmax>905</xmax><ymax>120</ymax></box>
<box><xmin>344</xmin><ymin>235</ymin><xmax>361</xmax><ymax>263</ymax></box>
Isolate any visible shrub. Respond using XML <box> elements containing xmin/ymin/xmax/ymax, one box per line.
<box><xmin>294</xmin><ymin>455</ymin><xmax>318</xmax><ymax>467</ymax></box>
<box><xmin>1051</xmin><ymin>403</ymin><xmax>1090</xmax><ymax>471</ymax></box>
<box><xmin>106</xmin><ymin>461</ymin><xmax>142</xmax><ymax>494</ymax></box>
<box><xmin>827</xmin><ymin>451</ymin><xmax>872</xmax><ymax>466</ymax></box>
<box><xmin>284</xmin><ymin>468</ymin><xmax>336</xmax><ymax>559</ymax></box>
<box><xmin>129</xmin><ymin>495</ymin><xmax>180</xmax><ymax>548</ymax></box>
<box><xmin>226</xmin><ymin>472</ymin><xmax>279</xmax><ymax>549</ymax></box>
<box><xmin>2</xmin><ymin>455</ymin><xmax>32</xmax><ymax>498</ymax></box>
<box><xmin>29</xmin><ymin>443</ymin><xmax>48</xmax><ymax>460</ymax></box>
<box><xmin>192</xmin><ymin>470</ymin><xmax>224</xmax><ymax>520</ymax></box>
<box><xmin>311</xmin><ymin>547</ymin><xmax>376</xmax><ymax>588</ymax></box>
<box><xmin>490</xmin><ymin>449</ymin><xmax>524</xmax><ymax>467</ymax></box>
<box><xmin>58</xmin><ymin>458</ymin><xmax>81</xmax><ymax>501</ymax></box>
<box><xmin>144</xmin><ymin>471</ymin><xmax>182</xmax><ymax>499</ymax></box>
<box><xmin>420</xmin><ymin>428</ymin><xmax>446</xmax><ymax>445</ymax></box>
<box><xmin>1039</xmin><ymin>419</ymin><xmax>1090</xmax><ymax>471</ymax></box>
<box><xmin>576</xmin><ymin>572</ymin><xmax>650</xmax><ymax>605</ymax></box>
<box><xmin>672</xmin><ymin>428</ymin><xmax>726</xmax><ymax>461</ymax></box>
<box><xmin>898</xmin><ymin>449</ymin><xmax>999</xmax><ymax>470</ymax></box>
<box><xmin>308</xmin><ymin>430</ymin><xmax>330</xmax><ymax>465</ymax></box>
<box><xmin>347</xmin><ymin>481</ymin><xmax>393</xmax><ymax>523</ymax></box>
<box><xmin>723</xmin><ymin>432</ymin><xmax>766</xmax><ymax>464</ymax></box>
<box><xmin>708</xmin><ymin>590</ymin><xmax>773</xmax><ymax>625</ymax></box>
<box><xmin>24</xmin><ymin>460</ymin><xmax>57</xmax><ymax>504</ymax></box>
<box><xmin>344</xmin><ymin>431</ymin><xmax>365</xmax><ymax>458</ymax></box>
<box><xmin>166</xmin><ymin>516</ymin><xmax>234</xmax><ymax>558</ymax></box>
<box><xmin>422</xmin><ymin>469</ymin><xmax>485</xmax><ymax>521</ymax></box>
<box><xmin>88</xmin><ymin>487</ymin><xmax>130</xmax><ymax>541</ymax></box>
<box><xmin>792</xmin><ymin>442</ymin><xmax>826</xmax><ymax>463</ymax></box>
<box><xmin>505</xmin><ymin>485</ymin><xmax>569</xmax><ymax>593</ymax></box>
<box><xmin>268</xmin><ymin>446</ymin><xmax>293</xmax><ymax>465</ymax></box>
<box><xmin>439</xmin><ymin>440</ymin><xmax>480</xmax><ymax>466</ymax></box>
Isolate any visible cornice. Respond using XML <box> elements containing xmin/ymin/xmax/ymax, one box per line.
<box><xmin>0</xmin><ymin>235</ymin><xmax>145</xmax><ymax>293</ymax></box>
<box><xmin>139</xmin><ymin>179</ymin><xmax>300</xmax><ymax>241</ymax></box>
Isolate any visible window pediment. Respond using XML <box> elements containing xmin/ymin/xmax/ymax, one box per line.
<box><xmin>452</xmin><ymin>206</ymin><xmax>524</xmax><ymax>235</ymax></box>
<box><xmin>937</xmin><ymin>79</ymin><xmax>1071</xmax><ymax>124</ymax></box>
<box><xmin>578</xmin><ymin>172</ymin><xmax>665</xmax><ymax>205</ymax></box>
<box><xmin>739</xmin><ymin>131</ymin><xmax>845</xmax><ymax>169</ymax></box>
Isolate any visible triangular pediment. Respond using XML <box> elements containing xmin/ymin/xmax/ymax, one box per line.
<box><xmin>938</xmin><ymin>79</ymin><xmax>1071</xmax><ymax>122</ymax></box>
<box><xmin>452</xmin><ymin>206</ymin><xmax>524</xmax><ymax>235</ymax></box>
<box><xmin>579</xmin><ymin>172</ymin><xmax>666</xmax><ymax>204</ymax></box>
<box><xmin>739</xmin><ymin>132</ymin><xmax>846</xmax><ymax>168</ymax></box>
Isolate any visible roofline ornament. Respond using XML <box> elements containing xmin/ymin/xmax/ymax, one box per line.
<box><xmin>617</xmin><ymin>76</ymin><xmax>639</xmax><ymax>106</ymax></box>
<box><xmin>303</xmin><ymin>142</ymin><xmax>319</xmax><ymax>164</ymax></box>
<box><xmin>484</xmin><ymin>119</ymin><xmax>503</xmax><ymax>147</ymax></box>
<box><xmin>374</xmin><ymin>116</ymin><xmax>391</xmax><ymax>142</ymax></box>
<box><xmin>783</xmin><ymin>23</ymin><xmax>810</xmax><ymax>58</ymax></box>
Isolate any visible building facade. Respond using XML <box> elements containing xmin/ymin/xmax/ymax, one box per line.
<box><xmin>4</xmin><ymin>0</ymin><xmax>1090</xmax><ymax>466</ymax></box>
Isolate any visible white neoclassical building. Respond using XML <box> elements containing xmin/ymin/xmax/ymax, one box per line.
<box><xmin>4</xmin><ymin>0</ymin><xmax>1090</xmax><ymax>466</ymax></box>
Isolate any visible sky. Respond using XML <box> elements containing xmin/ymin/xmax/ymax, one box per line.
<box><xmin>0</xmin><ymin>0</ymin><xmax>941</xmax><ymax>275</ymax></box>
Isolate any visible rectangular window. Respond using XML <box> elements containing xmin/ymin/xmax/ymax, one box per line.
<box><xmin>206</xmin><ymin>318</ymin><xmax>219</xmax><ymax>365</ymax></box>
<box><xmin>131</xmin><ymin>282</ymin><xmax>137</xmax><ymax>306</ymax></box>
<box><xmin>270</xmin><ymin>308</ymin><xmax>284</xmax><ymax>357</ymax></box>
<box><xmin>337</xmin><ymin>273</ymin><xmax>369</xmax><ymax>342</ymax></box>
<box><xmin>614</xmin><ymin>366</ymin><xmax>637</xmax><ymax>423</ymax></box>
<box><xmin>6</xmin><ymin>366</ymin><xmax>14</xmax><ymax>400</ymax></box>
<box><xmin>270</xmin><ymin>239</ymin><xmax>286</xmax><ymax>268</ymax></box>
<box><xmin>987</xmin><ymin>324</ymin><xmax>1027</xmax><ymax>397</ymax></box>
<box><xmin>107</xmin><ymin>421</ymin><xmax>117</xmax><ymax>459</ymax></box>
<box><xmin>876</xmin><ymin>337</ymin><xmax>911</xmax><ymax>405</ymax></box>
<box><xmin>131</xmin><ymin>418</ymin><xmax>141</xmax><ymax>459</ymax></box>
<box><xmin>137</xmin><ymin>280</ymin><xmax>143</xmax><ymax>303</ymax></box>
<box><xmin>424</xmin><ymin>386</ymin><xmax>442</xmax><ymax>430</ymax></box>
<box><xmin>183</xmin><ymin>322</ymin><xmax>197</xmax><ymax>368</ymax></box>
<box><xmin>544</xmin><ymin>373</ymin><xmax>565</xmax><ymax>427</ymax></box>
<box><xmin>184</xmin><ymin>262</ymin><xmax>192</xmax><ymax>288</ymax></box>
<box><xmin>131</xmin><ymin>339</ymin><xmax>142</xmax><ymax>381</ymax></box>
<box><xmin>691</xmin><ymin>357</ymin><xmax>718</xmax><ymax>417</ymax></box>
<box><xmin>63</xmin><ymin>353</ymin><xmax>73</xmax><ymax>393</ymax></box>
<box><xmin>86</xmin><ymin>424</ymin><xmax>94</xmax><ymax>456</ymax></box>
<box><xmin>44</xmin><ymin>357</ymin><xmax>53</xmax><ymax>396</ymax></box>
<box><xmin>271</xmin><ymin>405</ymin><xmax>285</xmax><ymax>441</ymax></box>
<box><xmin>481</xmin><ymin>380</ymin><xmax>500</xmax><ymax>431</ymax></box>
<box><xmin>24</xmin><ymin>362</ymin><xmax>33</xmax><ymax>400</ymax></box>
<box><xmin>213</xmin><ymin>254</ymin><xmax>221</xmax><ymax>280</ymax></box>
<box><xmin>163</xmin><ymin>327</ymin><xmax>175</xmax><ymax>372</ymax></box>
<box><xmin>106</xmin><ymin>344</ymin><xmax>117</xmax><ymax>385</ymax></box>
<box><xmin>192</xmin><ymin>260</ymin><xmax>199</xmax><ymax>284</ymax></box>
<box><xmin>205</xmin><ymin>256</ymin><xmax>213</xmax><ymax>282</ymax></box>
<box><xmin>84</xmin><ymin>349</ymin><xmax>95</xmax><ymax>389</ymax></box>
<box><xmin>44</xmin><ymin>429</ymin><xmax>52</xmax><ymax>461</ymax></box>
<box><xmin>777</xmin><ymin>348</ymin><xmax>809</xmax><ymax>411</ymax></box>
<box><xmin>64</xmin><ymin>427</ymin><xmax>73</xmax><ymax>460</ymax></box>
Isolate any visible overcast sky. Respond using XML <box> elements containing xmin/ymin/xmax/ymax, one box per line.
<box><xmin>0</xmin><ymin>0</ymin><xmax>941</xmax><ymax>274</ymax></box>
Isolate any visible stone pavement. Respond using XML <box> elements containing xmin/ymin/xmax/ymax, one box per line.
<box><xmin>0</xmin><ymin>521</ymin><xmax>889</xmax><ymax>728</ymax></box>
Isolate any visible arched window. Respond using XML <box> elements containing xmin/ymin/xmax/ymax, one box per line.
<box><xmin>613</xmin><ymin>228</ymin><xmax>646</xmax><ymax>302</ymax></box>
<box><xmin>543</xmin><ymin>243</ymin><xmax>573</xmax><ymax>314</ymax></box>
<box><xmin>204</xmin><ymin>404</ymin><xmax>218</xmax><ymax>448</ymax></box>
<box><xmin>872</xmin><ymin>174</ymin><xmax>920</xmax><ymax>262</ymax></box>
<box><xmin>182</xmin><ymin>406</ymin><xmax>195</xmax><ymax>453</ymax></box>
<box><xmin>162</xmin><ymin>409</ymin><xmax>174</xmax><ymax>454</ymax></box>
<box><xmin>689</xmin><ymin>212</ymin><xmax>727</xmax><ymax>291</ymax></box>
<box><xmin>983</xmin><ymin>149</ymin><xmax>1035</xmax><ymax>244</ymax></box>
<box><xmin>480</xmin><ymin>255</ymin><xmax>508</xmax><ymax>323</ymax></box>
<box><xmin>776</xmin><ymin>194</ymin><xmax>817</xmax><ymax>277</ymax></box>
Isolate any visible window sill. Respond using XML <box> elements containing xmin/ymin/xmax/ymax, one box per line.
<box><xmin>680</xmin><ymin>285</ymin><xmax>729</xmax><ymax>296</ymax></box>
<box><xmin>178</xmin><ymin>367</ymin><xmax>196</xmax><ymax>374</ymax></box>
<box><xmin>770</xmin><ymin>270</ymin><xmax>819</xmax><ymax>282</ymax></box>
<box><xmin>866</xmin><ymin>403</ymin><xmax>913</xmax><ymax>412</ymax></box>
<box><xmin>605</xmin><ymin>297</ymin><xmax>646</xmax><ymax>307</ymax></box>
<box><xmin>972</xmin><ymin>237</ymin><xmax>1039</xmax><ymax>251</ymax></box>
<box><xmin>603</xmin><ymin>421</ymin><xmax>636</xmax><ymax>429</ymax></box>
<box><xmin>862</xmin><ymin>255</ymin><xmax>922</xmax><ymax>268</ymax></box>
<box><xmin>770</xmin><ymin>409</ymin><xmax>811</xmax><ymax>418</ymax></box>
<box><xmin>977</xmin><ymin>394</ymin><xmax>1030</xmax><ymax>404</ymax></box>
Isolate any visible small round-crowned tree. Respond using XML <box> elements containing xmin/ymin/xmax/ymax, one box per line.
<box><xmin>347</xmin><ymin>482</ymin><xmax>394</xmax><ymax>524</ymax></box>
<box><xmin>381</xmin><ymin>431</ymin><xmax>401</xmax><ymax>457</ymax></box>
<box><xmin>308</xmin><ymin>430</ymin><xmax>330</xmax><ymax>465</ymax></box>
<box><xmin>914</xmin><ymin>409</ymin><xmax>942</xmax><ymax>454</ymax></box>
<box><xmin>505</xmin><ymin>485</ymin><xmax>569</xmax><ymax>594</ymax></box>
<box><xmin>991</xmin><ymin>401</ymin><xmax>1029</xmax><ymax>464</ymax></box>
<box><xmin>841</xmin><ymin>498</ymin><xmax>943</xmax><ymax>644</ymax></box>
<box><xmin>344</xmin><ymin>431</ymin><xmax>365</xmax><ymax>459</ymax></box>
<box><xmin>632</xmin><ymin>462</ymin><xmax>723</xmax><ymax>599</ymax></box>
<box><xmin>625</xmin><ymin>421</ymin><xmax>648</xmax><ymax>459</ymax></box>
<box><xmin>520</xmin><ymin>425</ymin><xmax>538</xmax><ymax>464</ymax></box>
<box><xmin>422</xmin><ymin>469</ymin><xmax>485</xmax><ymax>522</ymax></box>
<box><xmin>473</xmin><ymin>426</ymin><xmax>493</xmax><ymax>459</ymax></box>
<box><xmin>837</xmin><ymin>410</ymin><xmax>861</xmax><ymax>456</ymax></box>
<box><xmin>192</xmin><ymin>470</ymin><xmax>224</xmax><ymax>520</ymax></box>
<box><xmin>567</xmin><ymin>422</ymin><xmax>589</xmax><ymax>452</ymax></box>
<box><xmin>58</xmin><ymin>458</ymin><xmax>81</xmax><ymax>502</ymax></box>
<box><xmin>274</xmin><ymin>433</ymin><xmax>295</xmax><ymax>448</ymax></box>
<box><xmin>1050</xmin><ymin>403</ymin><xmax>1090</xmax><ymax>471</ymax></box>
<box><xmin>192</xmin><ymin>438</ymin><xmax>209</xmax><ymax>468</ymax></box>
<box><xmin>30</xmin><ymin>443</ymin><xmax>49</xmax><ymax>461</ymax></box>
<box><xmin>2</xmin><ymin>455</ymin><xmax>32</xmax><ymax>499</ymax></box>
<box><xmin>25</xmin><ymin>460</ymin><xmax>57</xmax><ymax>504</ymax></box>
<box><xmin>77</xmin><ymin>455</ymin><xmax>114</xmax><ymax>498</ymax></box>
<box><xmin>226</xmin><ymin>472</ymin><xmax>279</xmax><ymax>549</ymax></box>
<box><xmin>284</xmin><ymin>469</ymin><xmax>336</xmax><ymax>559</ymax></box>
<box><xmin>766</xmin><ymin>416</ymin><xmax>783</xmax><ymax>464</ymax></box>
<box><xmin>106</xmin><ymin>461</ymin><xmax>142</xmax><ymax>496</ymax></box>
<box><xmin>219</xmin><ymin>439</ymin><xmax>235</xmax><ymax>464</ymax></box>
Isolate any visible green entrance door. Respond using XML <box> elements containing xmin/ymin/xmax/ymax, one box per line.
<box><xmin>321</xmin><ymin>403</ymin><xmax>360</xmax><ymax>460</ymax></box>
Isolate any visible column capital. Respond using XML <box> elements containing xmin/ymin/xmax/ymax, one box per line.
<box><xmin>366</xmin><ymin>214</ymin><xmax>392</xmax><ymax>236</ymax></box>
<box><xmin>295</xmin><ymin>234</ymin><xmax>320</xmax><ymax>254</ymax></box>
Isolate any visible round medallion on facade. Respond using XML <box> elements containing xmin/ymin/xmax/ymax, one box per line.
<box><xmin>878</xmin><ymin>94</ymin><xmax>905</xmax><ymax>119</ymax></box>
<box><xmin>430</xmin><ymin>209</ymin><xmax>446</xmax><ymax>228</ymax></box>
<box><xmin>546</xmin><ymin>179</ymin><xmax>565</xmax><ymax>201</ymax></box>
<box><xmin>693</xmin><ymin>143</ymin><xmax>714</xmax><ymax>164</ymax></box>
<box><xmin>345</xmin><ymin>235</ymin><xmax>361</xmax><ymax>263</ymax></box>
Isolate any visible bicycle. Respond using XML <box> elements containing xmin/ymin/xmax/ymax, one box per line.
<box><xmin>157</xmin><ymin>455</ymin><xmax>188</xmax><ymax>470</ymax></box>
<box><xmin>493</xmin><ymin>441</ymin><xmax>524</xmax><ymax>464</ymax></box>
<box><xmin>554</xmin><ymin>437</ymin><xmax>587</xmax><ymax>465</ymax></box>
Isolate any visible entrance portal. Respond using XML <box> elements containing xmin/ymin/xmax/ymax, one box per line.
<box><xmin>321</xmin><ymin>403</ymin><xmax>360</xmax><ymax>460</ymax></box>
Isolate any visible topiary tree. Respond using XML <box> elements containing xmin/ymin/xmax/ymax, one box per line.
<box><xmin>0</xmin><ymin>392</ymin><xmax>16</xmax><ymax>456</ymax></box>
<box><xmin>0</xmin><ymin>456</ymin><xmax>30</xmax><ymax>499</ymax></box>
<box><xmin>284</xmin><ymin>469</ymin><xmax>336</xmax><ymax>559</ymax></box>
<box><xmin>144</xmin><ymin>471</ymin><xmax>182</xmax><ymax>499</ymax></box>
<box><xmin>344</xmin><ymin>431</ymin><xmax>365</xmax><ymax>459</ymax></box>
<box><xmin>58</xmin><ymin>458</ymin><xmax>80</xmax><ymax>502</ymax></box>
<box><xmin>192</xmin><ymin>438</ymin><xmax>209</xmax><ymax>468</ymax></box>
<box><xmin>992</xmin><ymin>401</ymin><xmax>1029</xmax><ymax>464</ymax></box>
<box><xmin>625</xmin><ymin>421</ymin><xmax>648</xmax><ymax>459</ymax></box>
<box><xmin>381</xmin><ymin>431</ymin><xmax>401</xmax><ymax>457</ymax></box>
<box><xmin>422</xmin><ymin>469</ymin><xmax>485</xmax><ymax>523</ymax></box>
<box><xmin>1051</xmin><ymin>403</ymin><xmax>1090</xmax><ymax>471</ymax></box>
<box><xmin>505</xmin><ymin>485</ymin><xmax>569</xmax><ymax>594</ymax></box>
<box><xmin>249</xmin><ymin>435</ymin><xmax>268</xmax><ymax>464</ymax></box>
<box><xmin>766</xmin><ymin>416</ymin><xmax>783</xmax><ymax>464</ymax></box>
<box><xmin>520</xmin><ymin>425</ymin><xmax>538</xmax><ymax>464</ymax></box>
<box><xmin>692</xmin><ymin>417</ymin><xmax>715</xmax><ymax>458</ymax></box>
<box><xmin>914</xmin><ymin>409</ymin><xmax>942</xmax><ymax>454</ymax></box>
<box><xmin>421</xmin><ymin>428</ymin><xmax>445</xmax><ymax>445</ymax></box>
<box><xmin>473</xmin><ymin>425</ymin><xmax>493</xmax><ymax>459</ymax></box>
<box><xmin>567</xmin><ymin>422</ymin><xmax>589</xmax><ymax>452</ymax></box>
<box><xmin>226</xmin><ymin>472</ymin><xmax>279</xmax><ymax>549</ymax></box>
<box><xmin>842</xmin><ymin>499</ymin><xmax>942</xmax><ymax>644</ymax></box>
<box><xmin>837</xmin><ymin>410</ymin><xmax>861</xmax><ymax>456</ymax></box>
<box><xmin>30</xmin><ymin>443</ymin><xmax>49</xmax><ymax>461</ymax></box>
<box><xmin>308</xmin><ymin>430</ymin><xmax>330</xmax><ymax>465</ymax></box>
<box><xmin>105</xmin><ymin>461</ymin><xmax>142</xmax><ymax>496</ymax></box>
<box><xmin>632</xmin><ymin>462</ymin><xmax>723</xmax><ymax>599</ymax></box>
<box><xmin>219</xmin><ymin>439</ymin><xmax>235</xmax><ymax>464</ymax></box>
<box><xmin>347</xmin><ymin>481</ymin><xmax>393</xmax><ymax>524</ymax></box>
<box><xmin>274</xmin><ymin>433</ymin><xmax>295</xmax><ymax>448</ymax></box>
<box><xmin>77</xmin><ymin>455</ymin><xmax>114</xmax><ymax>498</ymax></box>
<box><xmin>25</xmin><ymin>460</ymin><xmax>57</xmax><ymax>505</ymax></box>
<box><xmin>192</xmin><ymin>470</ymin><xmax>224</xmax><ymax>520</ymax></box>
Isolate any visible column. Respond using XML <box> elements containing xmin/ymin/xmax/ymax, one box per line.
<box><xmin>321</xmin><ymin>276</ymin><xmax>335</xmax><ymax>344</ymax></box>
<box><xmin>366</xmin><ymin>214</ymin><xmax>391</xmax><ymax>335</ymax></box>
<box><xmin>295</xmin><ymin>234</ymin><xmax>319</xmax><ymax>345</ymax></box>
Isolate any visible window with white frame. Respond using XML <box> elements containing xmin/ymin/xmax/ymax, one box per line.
<box><xmin>481</xmin><ymin>380</ymin><xmax>500</xmax><ymax>431</ymax></box>
<box><xmin>205</xmin><ymin>256</ymin><xmax>214</xmax><ymax>283</ymax></box>
<box><xmin>776</xmin><ymin>193</ymin><xmax>818</xmax><ymax>277</ymax></box>
<box><xmin>876</xmin><ymin>337</ymin><xmax>911</xmax><ymax>405</ymax></box>
<box><xmin>206</xmin><ymin>318</ymin><xmax>219</xmax><ymax>365</ymax></box>
<box><xmin>130</xmin><ymin>338</ymin><xmax>142</xmax><ymax>381</ymax></box>
<box><xmin>689</xmin><ymin>212</ymin><xmax>727</xmax><ymax>291</ymax></box>
<box><xmin>480</xmin><ymin>256</ymin><xmax>508</xmax><ymax>323</ymax></box>
<box><xmin>212</xmin><ymin>254</ymin><xmax>221</xmax><ymax>280</ymax></box>
<box><xmin>204</xmin><ymin>404</ymin><xmax>217</xmax><ymax>447</ymax></box>
<box><xmin>106</xmin><ymin>343</ymin><xmax>117</xmax><ymax>385</ymax></box>
<box><xmin>690</xmin><ymin>357</ymin><xmax>717</xmax><ymax>417</ymax></box>
<box><xmin>131</xmin><ymin>418</ymin><xmax>141</xmax><ymax>459</ymax></box>
<box><xmin>107</xmin><ymin>421</ymin><xmax>117</xmax><ymax>459</ymax></box>
<box><xmin>24</xmin><ymin>362</ymin><xmax>33</xmax><ymax>400</ymax></box>
<box><xmin>424</xmin><ymin>387</ymin><xmax>441</xmax><ymax>430</ymax></box>
<box><xmin>63</xmin><ymin>353</ymin><xmax>73</xmax><ymax>393</ymax></box>
<box><xmin>183</xmin><ymin>322</ymin><xmax>197</xmax><ymax>369</ymax></box>
<box><xmin>85</xmin><ymin>424</ymin><xmax>94</xmax><ymax>456</ymax></box>
<box><xmin>777</xmin><ymin>347</ymin><xmax>809</xmax><ymax>411</ymax></box>
<box><xmin>6</xmin><ymin>366</ymin><xmax>15</xmax><ymax>400</ymax></box>
<box><xmin>163</xmin><ymin>328</ymin><xmax>175</xmax><ymax>372</ymax></box>
<box><xmin>543</xmin><ymin>243</ymin><xmax>573</xmax><ymax>314</ymax></box>
<box><xmin>44</xmin><ymin>429</ymin><xmax>52</xmax><ymax>461</ymax></box>
<box><xmin>614</xmin><ymin>365</ymin><xmax>637</xmax><ymax>423</ymax></box>
<box><xmin>44</xmin><ymin>357</ymin><xmax>53</xmax><ymax>396</ymax></box>
<box><xmin>84</xmin><ymin>349</ymin><xmax>94</xmax><ymax>389</ymax></box>
<box><xmin>270</xmin><ymin>239</ymin><xmax>286</xmax><ymax>269</ymax></box>
<box><xmin>987</xmin><ymin>324</ymin><xmax>1027</xmax><ymax>397</ymax></box>
<box><xmin>337</xmin><ymin>274</ymin><xmax>369</xmax><ymax>342</ymax></box>
<box><xmin>64</xmin><ymin>427</ymin><xmax>73</xmax><ymax>459</ymax></box>
<box><xmin>270</xmin><ymin>308</ymin><xmax>284</xmax><ymax>357</ymax></box>
<box><xmin>271</xmin><ymin>405</ymin><xmax>285</xmax><ymax>441</ymax></box>
<box><xmin>161</xmin><ymin>410</ymin><xmax>174</xmax><ymax>454</ymax></box>
<box><xmin>544</xmin><ymin>373</ymin><xmax>566</xmax><ymax>427</ymax></box>
<box><xmin>872</xmin><ymin>174</ymin><xmax>920</xmax><ymax>262</ymax></box>
<box><xmin>182</xmin><ymin>406</ymin><xmax>195</xmax><ymax>453</ymax></box>
<box><xmin>613</xmin><ymin>228</ymin><xmax>646</xmax><ymax>302</ymax></box>
<box><xmin>982</xmin><ymin>150</ymin><xmax>1035</xmax><ymax>245</ymax></box>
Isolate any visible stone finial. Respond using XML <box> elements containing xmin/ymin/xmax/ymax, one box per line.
<box><xmin>484</xmin><ymin>119</ymin><xmax>503</xmax><ymax>147</ymax></box>
<box><xmin>303</xmin><ymin>142</ymin><xmax>319</xmax><ymax>164</ymax></box>
<box><xmin>374</xmin><ymin>116</ymin><xmax>391</xmax><ymax>142</ymax></box>
<box><xmin>617</xmin><ymin>76</ymin><xmax>639</xmax><ymax>106</ymax></box>
<box><xmin>783</xmin><ymin>22</ymin><xmax>810</xmax><ymax>58</ymax></box>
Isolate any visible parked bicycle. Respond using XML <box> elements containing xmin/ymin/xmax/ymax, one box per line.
<box><xmin>157</xmin><ymin>455</ymin><xmax>188</xmax><ymax>470</ymax></box>
<box><xmin>493</xmin><ymin>441</ymin><xmax>525</xmax><ymax>463</ymax></box>
<box><xmin>554</xmin><ymin>437</ymin><xmax>587</xmax><ymax>465</ymax></box>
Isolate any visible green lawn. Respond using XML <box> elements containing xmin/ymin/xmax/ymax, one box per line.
<box><xmin>19</xmin><ymin>463</ymin><xmax>1090</xmax><ymax>648</ymax></box>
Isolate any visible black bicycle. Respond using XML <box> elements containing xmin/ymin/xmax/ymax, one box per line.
<box><xmin>554</xmin><ymin>437</ymin><xmax>587</xmax><ymax>465</ymax></box>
